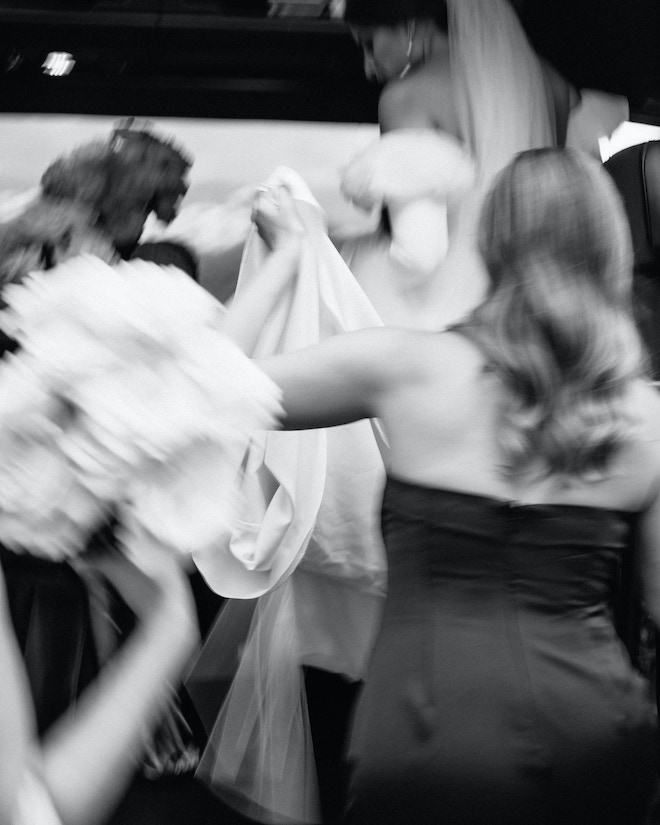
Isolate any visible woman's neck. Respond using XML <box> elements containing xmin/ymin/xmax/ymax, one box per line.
<box><xmin>410</xmin><ymin>24</ymin><xmax>449</xmax><ymax>70</ymax></box>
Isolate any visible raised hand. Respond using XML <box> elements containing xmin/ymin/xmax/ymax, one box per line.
<box><xmin>251</xmin><ymin>183</ymin><xmax>305</xmax><ymax>253</ymax></box>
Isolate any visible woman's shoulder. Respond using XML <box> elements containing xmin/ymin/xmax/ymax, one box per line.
<box><xmin>378</xmin><ymin>80</ymin><xmax>432</xmax><ymax>131</ymax></box>
<box><xmin>366</xmin><ymin>327</ymin><xmax>484</xmax><ymax>387</ymax></box>
<box><xmin>379</xmin><ymin>58</ymin><xmax>457</xmax><ymax>134</ymax></box>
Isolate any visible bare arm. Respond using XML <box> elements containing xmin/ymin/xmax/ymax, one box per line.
<box><xmin>220</xmin><ymin>184</ymin><xmax>305</xmax><ymax>355</ymax></box>
<box><xmin>538</xmin><ymin>57</ymin><xmax>580</xmax><ymax>147</ymax></box>
<box><xmin>259</xmin><ymin>326</ymin><xmax>407</xmax><ymax>431</ymax></box>
<box><xmin>0</xmin><ymin>573</ymin><xmax>35</xmax><ymax>824</ymax></box>
<box><xmin>223</xmin><ymin>184</ymin><xmax>414</xmax><ymax>429</ymax></box>
<box><xmin>221</xmin><ymin>242</ymin><xmax>301</xmax><ymax>355</ymax></box>
<box><xmin>27</xmin><ymin>540</ymin><xmax>198</xmax><ymax>825</ymax></box>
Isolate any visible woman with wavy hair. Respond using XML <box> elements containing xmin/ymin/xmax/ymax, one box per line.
<box><xmin>456</xmin><ymin>146</ymin><xmax>644</xmax><ymax>482</ymax></box>
<box><xmin>236</xmin><ymin>147</ymin><xmax>660</xmax><ymax>825</ymax></box>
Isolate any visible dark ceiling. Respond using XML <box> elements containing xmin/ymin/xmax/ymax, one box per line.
<box><xmin>0</xmin><ymin>1</ymin><xmax>657</xmax><ymax>125</ymax></box>
<box><xmin>517</xmin><ymin>0</ymin><xmax>660</xmax><ymax>124</ymax></box>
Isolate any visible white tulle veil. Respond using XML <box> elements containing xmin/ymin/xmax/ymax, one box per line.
<box><xmin>448</xmin><ymin>0</ymin><xmax>555</xmax><ymax>237</ymax></box>
<box><xmin>450</xmin><ymin>0</ymin><xmax>555</xmax><ymax>179</ymax></box>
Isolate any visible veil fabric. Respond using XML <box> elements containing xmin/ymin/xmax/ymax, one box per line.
<box><xmin>187</xmin><ymin>168</ymin><xmax>387</xmax><ymax>824</ymax></box>
<box><xmin>450</xmin><ymin>0</ymin><xmax>555</xmax><ymax>178</ymax></box>
<box><xmin>448</xmin><ymin>0</ymin><xmax>556</xmax><ymax>241</ymax></box>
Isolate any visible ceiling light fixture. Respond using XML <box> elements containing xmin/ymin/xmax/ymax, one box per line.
<box><xmin>42</xmin><ymin>52</ymin><xmax>75</xmax><ymax>77</ymax></box>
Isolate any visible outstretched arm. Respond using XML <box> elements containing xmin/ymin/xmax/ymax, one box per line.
<box><xmin>223</xmin><ymin>182</ymin><xmax>413</xmax><ymax>431</ymax></box>
<box><xmin>259</xmin><ymin>326</ymin><xmax>405</xmax><ymax>431</ymax></box>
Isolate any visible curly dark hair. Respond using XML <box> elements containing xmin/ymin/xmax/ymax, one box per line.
<box><xmin>40</xmin><ymin>119</ymin><xmax>192</xmax><ymax>257</ymax></box>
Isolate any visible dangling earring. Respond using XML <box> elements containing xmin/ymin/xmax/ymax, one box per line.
<box><xmin>398</xmin><ymin>20</ymin><xmax>416</xmax><ymax>79</ymax></box>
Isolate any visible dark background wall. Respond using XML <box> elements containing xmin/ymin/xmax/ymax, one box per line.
<box><xmin>0</xmin><ymin>0</ymin><xmax>657</xmax><ymax>124</ymax></box>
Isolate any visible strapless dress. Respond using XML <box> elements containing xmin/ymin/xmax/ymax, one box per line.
<box><xmin>345</xmin><ymin>477</ymin><xmax>658</xmax><ymax>825</ymax></box>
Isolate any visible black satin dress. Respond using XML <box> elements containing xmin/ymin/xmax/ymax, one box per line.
<box><xmin>345</xmin><ymin>477</ymin><xmax>658</xmax><ymax>825</ymax></box>
<box><xmin>0</xmin><ymin>547</ymin><xmax>100</xmax><ymax>735</ymax></box>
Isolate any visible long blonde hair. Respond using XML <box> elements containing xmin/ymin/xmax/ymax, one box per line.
<box><xmin>458</xmin><ymin>148</ymin><xmax>646</xmax><ymax>480</ymax></box>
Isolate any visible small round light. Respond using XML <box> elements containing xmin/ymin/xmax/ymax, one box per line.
<box><xmin>42</xmin><ymin>52</ymin><xmax>76</xmax><ymax>77</ymax></box>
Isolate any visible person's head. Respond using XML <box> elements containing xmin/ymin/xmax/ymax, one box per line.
<box><xmin>343</xmin><ymin>0</ymin><xmax>448</xmax><ymax>83</ymax></box>
<box><xmin>463</xmin><ymin>148</ymin><xmax>645</xmax><ymax>480</ymax></box>
<box><xmin>479</xmin><ymin>147</ymin><xmax>634</xmax><ymax>314</ymax></box>
<box><xmin>41</xmin><ymin>120</ymin><xmax>192</xmax><ymax>258</ymax></box>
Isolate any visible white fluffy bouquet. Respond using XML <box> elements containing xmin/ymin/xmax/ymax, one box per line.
<box><xmin>0</xmin><ymin>255</ymin><xmax>283</xmax><ymax>561</ymax></box>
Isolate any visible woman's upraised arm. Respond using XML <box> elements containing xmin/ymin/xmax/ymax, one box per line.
<box><xmin>40</xmin><ymin>540</ymin><xmax>198</xmax><ymax>825</ymax></box>
<box><xmin>0</xmin><ymin>538</ymin><xmax>199</xmax><ymax>825</ymax></box>
<box><xmin>220</xmin><ymin>183</ymin><xmax>305</xmax><ymax>354</ymax></box>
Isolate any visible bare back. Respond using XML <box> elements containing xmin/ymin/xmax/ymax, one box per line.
<box><xmin>379</xmin><ymin>330</ymin><xmax>660</xmax><ymax>513</ymax></box>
